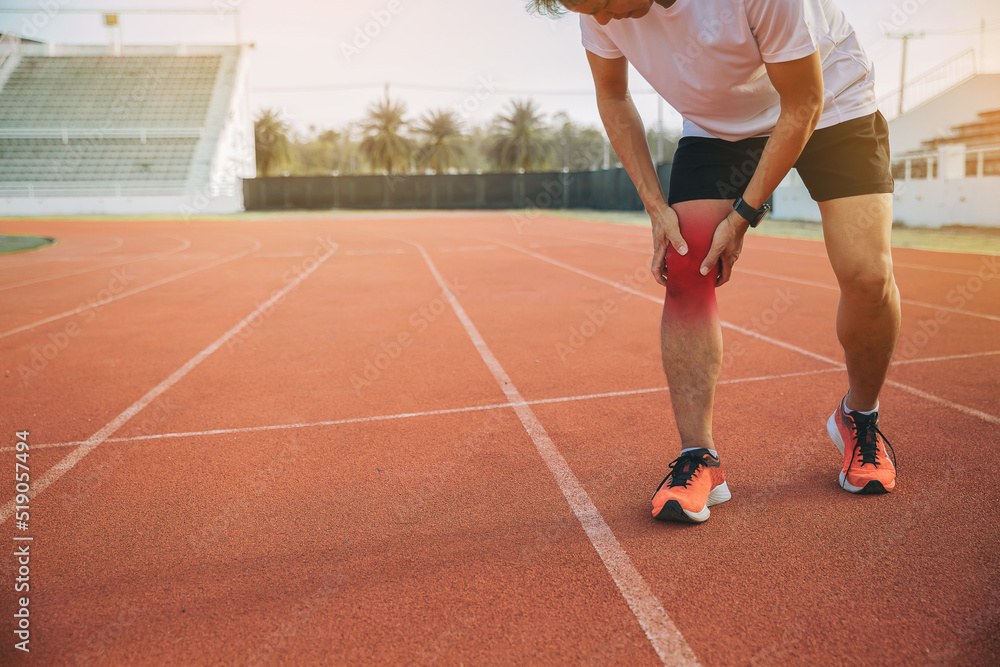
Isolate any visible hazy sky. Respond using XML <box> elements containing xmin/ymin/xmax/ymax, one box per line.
<box><xmin>1</xmin><ymin>0</ymin><xmax>998</xmax><ymax>137</ymax></box>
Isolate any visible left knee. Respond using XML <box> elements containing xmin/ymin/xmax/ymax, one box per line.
<box><xmin>838</xmin><ymin>262</ymin><xmax>896</xmax><ymax>306</ymax></box>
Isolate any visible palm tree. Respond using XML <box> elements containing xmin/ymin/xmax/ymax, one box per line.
<box><xmin>487</xmin><ymin>99</ymin><xmax>549</xmax><ymax>172</ymax></box>
<box><xmin>294</xmin><ymin>129</ymin><xmax>343</xmax><ymax>175</ymax></box>
<box><xmin>359</xmin><ymin>97</ymin><xmax>413</xmax><ymax>174</ymax></box>
<box><xmin>254</xmin><ymin>109</ymin><xmax>292</xmax><ymax>177</ymax></box>
<box><xmin>551</xmin><ymin>112</ymin><xmax>606</xmax><ymax>172</ymax></box>
<box><xmin>414</xmin><ymin>109</ymin><xmax>465</xmax><ymax>173</ymax></box>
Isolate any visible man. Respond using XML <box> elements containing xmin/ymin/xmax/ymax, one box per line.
<box><xmin>529</xmin><ymin>0</ymin><xmax>900</xmax><ymax>522</ymax></box>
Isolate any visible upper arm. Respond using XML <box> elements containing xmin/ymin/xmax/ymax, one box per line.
<box><xmin>586</xmin><ymin>50</ymin><xmax>629</xmax><ymax>102</ymax></box>
<box><xmin>764</xmin><ymin>51</ymin><xmax>824</xmax><ymax>114</ymax></box>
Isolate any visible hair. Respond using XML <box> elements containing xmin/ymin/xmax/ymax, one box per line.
<box><xmin>525</xmin><ymin>0</ymin><xmax>580</xmax><ymax>18</ymax></box>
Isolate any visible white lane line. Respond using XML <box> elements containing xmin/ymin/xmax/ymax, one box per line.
<box><xmin>437</xmin><ymin>245</ymin><xmax>498</xmax><ymax>252</ymax></box>
<box><xmin>892</xmin><ymin>350</ymin><xmax>1000</xmax><ymax>365</ymax></box>
<box><xmin>15</xmin><ymin>367</ymin><xmax>851</xmax><ymax>452</ymax></box>
<box><xmin>0</xmin><ymin>234</ymin><xmax>193</xmax><ymax>292</ymax></box>
<box><xmin>0</xmin><ymin>235</ymin><xmax>121</xmax><ymax>268</ymax></box>
<box><xmin>884</xmin><ymin>380</ymin><xmax>1000</xmax><ymax>426</ymax></box>
<box><xmin>343</xmin><ymin>249</ymin><xmax>406</xmax><ymax>256</ymax></box>
<box><xmin>24</xmin><ymin>402</ymin><xmax>514</xmax><ymax>450</ymax></box>
<box><xmin>488</xmin><ymin>237</ymin><xmax>1000</xmax><ymax>427</ymax></box>
<box><xmin>898</xmin><ymin>298</ymin><xmax>1000</xmax><ymax>323</ymax></box>
<box><xmin>25</xmin><ymin>347</ymin><xmax>985</xmax><ymax>452</ymax></box>
<box><xmin>486</xmin><ymin>236</ymin><xmax>844</xmax><ymax>367</ymax></box>
<box><xmin>94</xmin><ymin>236</ymin><xmax>126</xmax><ymax>253</ymax></box>
<box><xmin>0</xmin><ymin>235</ymin><xmax>263</xmax><ymax>339</ymax></box>
<box><xmin>600</xmin><ymin>241</ymin><xmax>1000</xmax><ymax>324</ymax></box>
<box><xmin>746</xmin><ymin>242</ymin><xmax>1000</xmax><ymax>265</ymax></box>
<box><xmin>736</xmin><ymin>268</ymin><xmax>1000</xmax><ymax>324</ymax></box>
<box><xmin>408</xmin><ymin>238</ymin><xmax>699</xmax><ymax>667</ymax></box>
<box><xmin>892</xmin><ymin>260</ymin><xmax>1000</xmax><ymax>276</ymax></box>
<box><xmin>0</xmin><ymin>242</ymin><xmax>338</xmax><ymax>525</ymax></box>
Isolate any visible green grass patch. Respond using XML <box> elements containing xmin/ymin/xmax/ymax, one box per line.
<box><xmin>0</xmin><ymin>235</ymin><xmax>56</xmax><ymax>255</ymax></box>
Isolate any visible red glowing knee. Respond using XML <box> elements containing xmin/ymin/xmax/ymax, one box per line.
<box><xmin>662</xmin><ymin>204</ymin><xmax>723</xmax><ymax>321</ymax></box>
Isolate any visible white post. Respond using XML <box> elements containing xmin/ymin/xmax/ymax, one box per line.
<box><xmin>938</xmin><ymin>144</ymin><xmax>965</xmax><ymax>181</ymax></box>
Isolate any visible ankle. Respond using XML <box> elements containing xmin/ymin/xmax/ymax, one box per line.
<box><xmin>844</xmin><ymin>393</ymin><xmax>878</xmax><ymax>414</ymax></box>
<box><xmin>680</xmin><ymin>445</ymin><xmax>719</xmax><ymax>458</ymax></box>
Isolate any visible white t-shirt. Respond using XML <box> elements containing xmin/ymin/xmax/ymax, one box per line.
<box><xmin>580</xmin><ymin>0</ymin><xmax>878</xmax><ymax>141</ymax></box>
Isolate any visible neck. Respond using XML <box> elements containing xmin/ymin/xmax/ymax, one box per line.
<box><xmin>655</xmin><ymin>0</ymin><xmax>678</xmax><ymax>8</ymax></box>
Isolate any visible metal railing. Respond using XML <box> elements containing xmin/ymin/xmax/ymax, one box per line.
<box><xmin>0</xmin><ymin>128</ymin><xmax>205</xmax><ymax>141</ymax></box>
<box><xmin>0</xmin><ymin>180</ymin><xmax>240</xmax><ymax>198</ymax></box>
<box><xmin>878</xmin><ymin>48</ymin><xmax>977</xmax><ymax>120</ymax></box>
<box><xmin>0</xmin><ymin>182</ymin><xmax>191</xmax><ymax>197</ymax></box>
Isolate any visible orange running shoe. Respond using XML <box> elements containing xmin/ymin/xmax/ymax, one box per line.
<box><xmin>827</xmin><ymin>397</ymin><xmax>897</xmax><ymax>493</ymax></box>
<box><xmin>651</xmin><ymin>448</ymin><xmax>731</xmax><ymax>523</ymax></box>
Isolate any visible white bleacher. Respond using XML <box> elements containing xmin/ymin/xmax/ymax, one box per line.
<box><xmin>0</xmin><ymin>39</ymin><xmax>254</xmax><ymax>216</ymax></box>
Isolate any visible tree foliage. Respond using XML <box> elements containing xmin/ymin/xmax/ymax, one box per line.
<box><xmin>359</xmin><ymin>97</ymin><xmax>413</xmax><ymax>174</ymax></box>
<box><xmin>414</xmin><ymin>109</ymin><xmax>465</xmax><ymax>173</ymax></box>
<box><xmin>254</xmin><ymin>109</ymin><xmax>292</xmax><ymax>177</ymax></box>
<box><xmin>252</xmin><ymin>96</ymin><xmax>678</xmax><ymax>177</ymax></box>
<box><xmin>486</xmin><ymin>99</ymin><xmax>550</xmax><ymax>172</ymax></box>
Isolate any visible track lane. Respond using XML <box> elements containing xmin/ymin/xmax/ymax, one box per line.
<box><xmin>3</xmin><ymin>213</ymin><xmax>996</xmax><ymax>665</ymax></box>
<box><xmin>0</xmin><ymin>233</ymin><xmax>193</xmax><ymax>292</ymax></box>
<box><xmin>0</xmin><ymin>232</ymin><xmax>261</xmax><ymax>338</ymax></box>
<box><xmin>1</xmin><ymin>216</ymin><xmax>677</xmax><ymax>665</ymax></box>
<box><xmin>399</xmin><ymin>214</ymin><xmax>999</xmax><ymax>665</ymax></box>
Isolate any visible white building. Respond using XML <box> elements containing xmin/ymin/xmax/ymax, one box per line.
<box><xmin>773</xmin><ymin>51</ymin><xmax>999</xmax><ymax>228</ymax></box>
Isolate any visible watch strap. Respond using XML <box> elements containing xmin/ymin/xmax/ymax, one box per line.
<box><xmin>733</xmin><ymin>196</ymin><xmax>770</xmax><ymax>228</ymax></box>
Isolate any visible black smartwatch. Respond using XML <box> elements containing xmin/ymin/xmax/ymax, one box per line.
<box><xmin>733</xmin><ymin>196</ymin><xmax>770</xmax><ymax>228</ymax></box>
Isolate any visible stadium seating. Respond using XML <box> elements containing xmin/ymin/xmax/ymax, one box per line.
<box><xmin>0</xmin><ymin>51</ymin><xmax>232</xmax><ymax>195</ymax></box>
<box><xmin>0</xmin><ymin>55</ymin><xmax>220</xmax><ymax>129</ymax></box>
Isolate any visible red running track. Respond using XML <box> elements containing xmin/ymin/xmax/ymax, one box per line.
<box><xmin>1</xmin><ymin>213</ymin><xmax>998</xmax><ymax>665</ymax></box>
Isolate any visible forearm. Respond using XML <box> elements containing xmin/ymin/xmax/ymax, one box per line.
<box><xmin>597</xmin><ymin>93</ymin><xmax>667</xmax><ymax>214</ymax></box>
<box><xmin>741</xmin><ymin>95</ymin><xmax>823</xmax><ymax>210</ymax></box>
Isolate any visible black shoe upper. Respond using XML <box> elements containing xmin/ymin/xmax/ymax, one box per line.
<box><xmin>652</xmin><ymin>448</ymin><xmax>719</xmax><ymax>498</ymax></box>
<box><xmin>844</xmin><ymin>409</ymin><xmax>897</xmax><ymax>471</ymax></box>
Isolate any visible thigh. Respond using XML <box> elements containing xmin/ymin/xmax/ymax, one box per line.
<box><xmin>819</xmin><ymin>193</ymin><xmax>894</xmax><ymax>281</ymax></box>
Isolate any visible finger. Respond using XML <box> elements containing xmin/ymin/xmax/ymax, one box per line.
<box><xmin>718</xmin><ymin>246</ymin><xmax>742</xmax><ymax>287</ymax></box>
<box><xmin>699</xmin><ymin>243</ymin><xmax>722</xmax><ymax>276</ymax></box>
<box><xmin>651</xmin><ymin>242</ymin><xmax>669</xmax><ymax>287</ymax></box>
<box><xmin>717</xmin><ymin>256</ymin><xmax>732</xmax><ymax>287</ymax></box>
<box><xmin>668</xmin><ymin>229</ymin><xmax>689</xmax><ymax>257</ymax></box>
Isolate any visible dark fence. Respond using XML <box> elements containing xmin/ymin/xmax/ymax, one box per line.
<box><xmin>243</xmin><ymin>163</ymin><xmax>673</xmax><ymax>212</ymax></box>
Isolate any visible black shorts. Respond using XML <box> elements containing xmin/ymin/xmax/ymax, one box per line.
<box><xmin>667</xmin><ymin>111</ymin><xmax>894</xmax><ymax>205</ymax></box>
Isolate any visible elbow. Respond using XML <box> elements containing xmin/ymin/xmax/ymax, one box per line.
<box><xmin>807</xmin><ymin>97</ymin><xmax>824</xmax><ymax>128</ymax></box>
<box><xmin>802</xmin><ymin>84</ymin><xmax>825</xmax><ymax>129</ymax></box>
<box><xmin>786</xmin><ymin>96</ymin><xmax>823</xmax><ymax>134</ymax></box>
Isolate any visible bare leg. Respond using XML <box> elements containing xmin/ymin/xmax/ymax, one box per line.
<box><xmin>659</xmin><ymin>199</ymin><xmax>733</xmax><ymax>449</ymax></box>
<box><xmin>819</xmin><ymin>193</ymin><xmax>901</xmax><ymax>412</ymax></box>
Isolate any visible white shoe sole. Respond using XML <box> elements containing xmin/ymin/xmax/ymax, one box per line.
<box><xmin>688</xmin><ymin>481</ymin><xmax>733</xmax><ymax>522</ymax></box>
<box><xmin>653</xmin><ymin>481</ymin><xmax>732</xmax><ymax>523</ymax></box>
<box><xmin>827</xmin><ymin>410</ymin><xmax>845</xmax><ymax>455</ymax></box>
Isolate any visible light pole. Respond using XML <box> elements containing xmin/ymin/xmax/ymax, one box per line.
<box><xmin>885</xmin><ymin>31</ymin><xmax>925</xmax><ymax>116</ymax></box>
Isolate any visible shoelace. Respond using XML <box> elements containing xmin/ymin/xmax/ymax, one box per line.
<box><xmin>847</xmin><ymin>411</ymin><xmax>897</xmax><ymax>472</ymax></box>
<box><xmin>663</xmin><ymin>449</ymin><xmax>717</xmax><ymax>489</ymax></box>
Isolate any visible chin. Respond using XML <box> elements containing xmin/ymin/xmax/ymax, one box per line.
<box><xmin>631</xmin><ymin>4</ymin><xmax>653</xmax><ymax>19</ymax></box>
